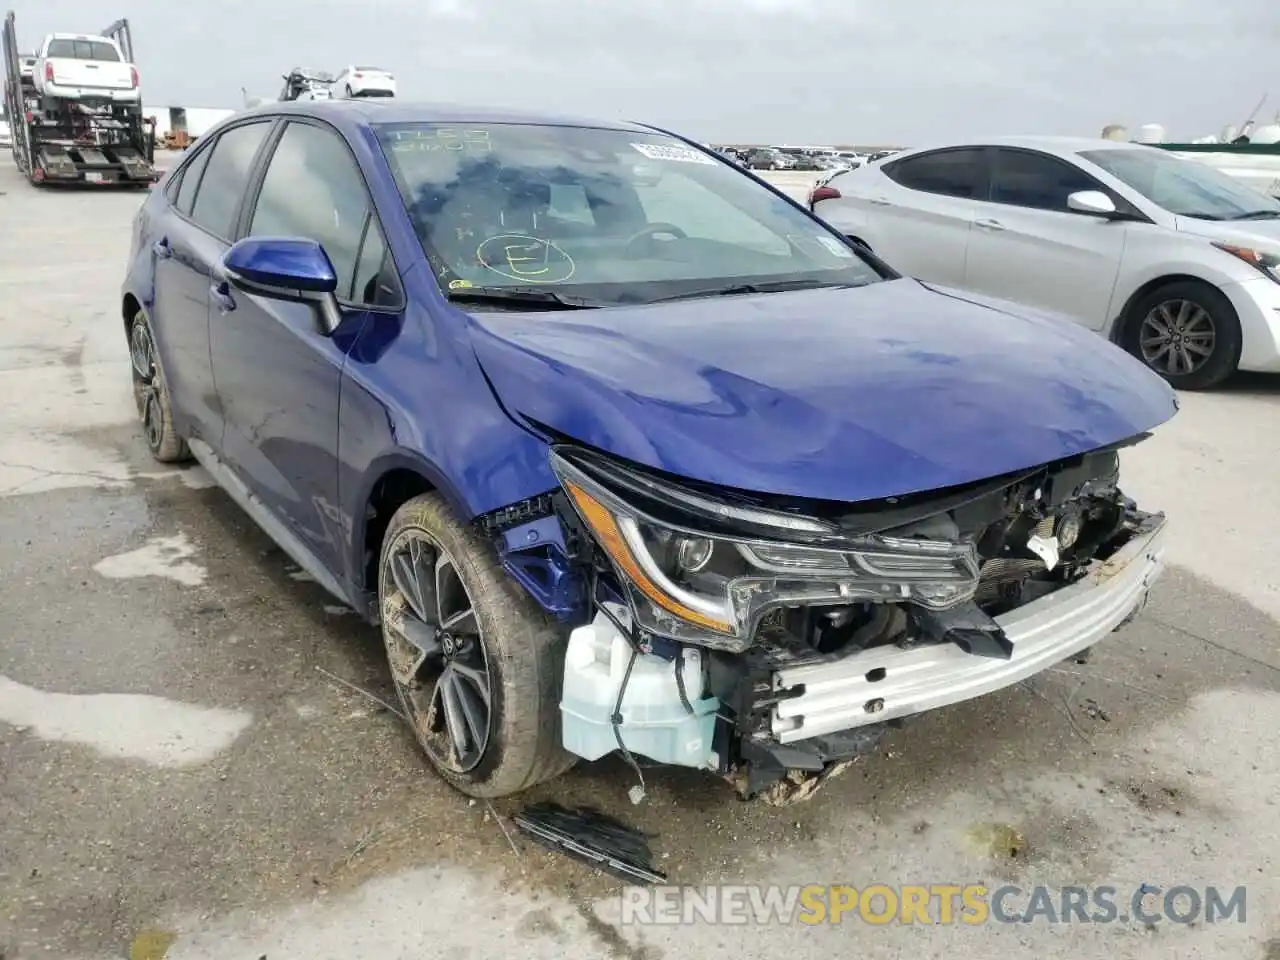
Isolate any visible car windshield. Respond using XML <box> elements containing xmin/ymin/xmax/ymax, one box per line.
<box><xmin>375</xmin><ymin>122</ymin><xmax>883</xmax><ymax>305</ymax></box>
<box><xmin>1080</xmin><ymin>147</ymin><xmax>1280</xmax><ymax>220</ymax></box>
<box><xmin>46</xmin><ymin>38</ymin><xmax>120</xmax><ymax>61</ymax></box>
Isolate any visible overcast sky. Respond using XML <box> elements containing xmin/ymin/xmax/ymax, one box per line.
<box><xmin>13</xmin><ymin>0</ymin><xmax>1278</xmax><ymax>144</ymax></box>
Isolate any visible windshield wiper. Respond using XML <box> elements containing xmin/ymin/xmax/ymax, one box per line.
<box><xmin>446</xmin><ymin>286</ymin><xmax>603</xmax><ymax>310</ymax></box>
<box><xmin>652</xmin><ymin>278</ymin><xmax>866</xmax><ymax>303</ymax></box>
<box><xmin>1225</xmin><ymin>209</ymin><xmax>1280</xmax><ymax>220</ymax></box>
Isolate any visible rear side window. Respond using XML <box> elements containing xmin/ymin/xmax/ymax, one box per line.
<box><xmin>188</xmin><ymin>121</ymin><xmax>272</xmax><ymax>239</ymax></box>
<box><xmin>990</xmin><ymin>149</ymin><xmax>1101</xmax><ymax>212</ymax></box>
<box><xmin>247</xmin><ymin>121</ymin><xmax>380</xmax><ymax>302</ymax></box>
<box><xmin>172</xmin><ymin>146</ymin><xmax>211</xmax><ymax>215</ymax></box>
<box><xmin>886</xmin><ymin>148</ymin><xmax>987</xmax><ymax>199</ymax></box>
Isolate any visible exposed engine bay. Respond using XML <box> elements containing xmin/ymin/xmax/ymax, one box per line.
<box><xmin>483</xmin><ymin>438</ymin><xmax>1167</xmax><ymax>802</ymax></box>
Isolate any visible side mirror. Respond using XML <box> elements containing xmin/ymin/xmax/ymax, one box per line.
<box><xmin>223</xmin><ymin>236</ymin><xmax>338</xmax><ymax>294</ymax></box>
<box><xmin>1066</xmin><ymin>190</ymin><xmax>1119</xmax><ymax>217</ymax></box>
<box><xmin>222</xmin><ymin>237</ymin><xmax>342</xmax><ymax>332</ymax></box>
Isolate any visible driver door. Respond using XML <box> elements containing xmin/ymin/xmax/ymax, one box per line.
<box><xmin>208</xmin><ymin>119</ymin><xmax>399</xmax><ymax>573</ymax></box>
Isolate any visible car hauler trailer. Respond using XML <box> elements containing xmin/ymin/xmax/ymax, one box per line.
<box><xmin>3</xmin><ymin>11</ymin><xmax>156</xmax><ymax>187</ymax></box>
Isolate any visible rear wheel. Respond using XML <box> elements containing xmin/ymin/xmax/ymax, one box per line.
<box><xmin>1124</xmin><ymin>280</ymin><xmax>1241</xmax><ymax>390</ymax></box>
<box><xmin>377</xmin><ymin>493</ymin><xmax>576</xmax><ymax>798</ymax></box>
<box><xmin>128</xmin><ymin>309</ymin><xmax>189</xmax><ymax>462</ymax></box>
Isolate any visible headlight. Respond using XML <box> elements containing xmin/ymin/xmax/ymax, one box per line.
<box><xmin>1213</xmin><ymin>242</ymin><xmax>1280</xmax><ymax>283</ymax></box>
<box><xmin>551</xmin><ymin>450</ymin><xmax>980</xmax><ymax>652</ymax></box>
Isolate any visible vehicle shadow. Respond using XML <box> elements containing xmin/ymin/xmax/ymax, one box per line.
<box><xmin>1209</xmin><ymin>370</ymin><xmax>1280</xmax><ymax>396</ymax></box>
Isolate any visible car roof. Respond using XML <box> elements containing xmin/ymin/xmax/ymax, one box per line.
<box><xmin>238</xmin><ymin>99</ymin><xmax>651</xmax><ymax>134</ymax></box>
<box><xmin>48</xmin><ymin>32</ymin><xmax>116</xmax><ymax>42</ymax></box>
<box><xmin>896</xmin><ymin>135</ymin><xmax>1153</xmax><ymax>158</ymax></box>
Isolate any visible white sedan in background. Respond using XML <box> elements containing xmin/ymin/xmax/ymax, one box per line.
<box><xmin>809</xmin><ymin>135</ymin><xmax>1280</xmax><ymax>389</ymax></box>
<box><xmin>332</xmin><ymin>65</ymin><xmax>396</xmax><ymax>98</ymax></box>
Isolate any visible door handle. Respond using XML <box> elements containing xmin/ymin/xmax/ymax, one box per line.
<box><xmin>973</xmin><ymin>218</ymin><xmax>1005</xmax><ymax>231</ymax></box>
<box><xmin>152</xmin><ymin>237</ymin><xmax>172</xmax><ymax>258</ymax></box>
<box><xmin>210</xmin><ymin>279</ymin><xmax>236</xmax><ymax>313</ymax></box>
<box><xmin>869</xmin><ymin>195</ymin><xmax>893</xmax><ymax>206</ymax></box>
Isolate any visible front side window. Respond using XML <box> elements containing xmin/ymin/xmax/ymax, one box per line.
<box><xmin>248</xmin><ymin>121</ymin><xmax>375</xmax><ymax>300</ymax></box>
<box><xmin>887</xmin><ymin>148</ymin><xmax>987</xmax><ymax>200</ymax></box>
<box><xmin>376</xmin><ymin>123</ymin><xmax>882</xmax><ymax>305</ymax></box>
<box><xmin>188</xmin><ymin>121</ymin><xmax>272</xmax><ymax>239</ymax></box>
<box><xmin>1080</xmin><ymin>147</ymin><xmax>1280</xmax><ymax>220</ymax></box>
<box><xmin>990</xmin><ymin>149</ymin><xmax>1101</xmax><ymax>212</ymax></box>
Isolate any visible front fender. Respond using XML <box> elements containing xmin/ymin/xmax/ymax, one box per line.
<box><xmin>336</xmin><ymin>297</ymin><xmax>560</xmax><ymax>599</ymax></box>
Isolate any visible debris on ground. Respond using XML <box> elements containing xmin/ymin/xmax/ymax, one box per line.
<box><xmin>756</xmin><ymin>759</ymin><xmax>857</xmax><ymax>807</ymax></box>
<box><xmin>513</xmin><ymin>802</ymin><xmax>666</xmax><ymax>884</ymax></box>
<box><xmin>1081</xmin><ymin>698</ymin><xmax>1111</xmax><ymax>721</ymax></box>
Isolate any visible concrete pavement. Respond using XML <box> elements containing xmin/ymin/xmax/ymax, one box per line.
<box><xmin>0</xmin><ymin>162</ymin><xmax>1277</xmax><ymax>960</ymax></box>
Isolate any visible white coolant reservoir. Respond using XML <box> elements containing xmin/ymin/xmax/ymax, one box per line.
<box><xmin>560</xmin><ymin>613</ymin><xmax>720</xmax><ymax>768</ymax></box>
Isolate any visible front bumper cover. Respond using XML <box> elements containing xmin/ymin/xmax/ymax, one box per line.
<box><xmin>769</xmin><ymin>513</ymin><xmax>1167</xmax><ymax>743</ymax></box>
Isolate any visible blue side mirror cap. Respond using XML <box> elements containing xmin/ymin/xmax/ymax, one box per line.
<box><xmin>223</xmin><ymin>237</ymin><xmax>338</xmax><ymax>295</ymax></box>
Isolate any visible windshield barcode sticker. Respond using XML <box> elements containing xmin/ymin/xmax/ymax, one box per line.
<box><xmin>816</xmin><ymin>235</ymin><xmax>855</xmax><ymax>258</ymax></box>
<box><xmin>631</xmin><ymin>143</ymin><xmax>715</xmax><ymax>164</ymax></box>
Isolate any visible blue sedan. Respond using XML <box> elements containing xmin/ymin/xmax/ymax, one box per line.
<box><xmin>121</xmin><ymin>100</ymin><xmax>1177</xmax><ymax>800</ymax></box>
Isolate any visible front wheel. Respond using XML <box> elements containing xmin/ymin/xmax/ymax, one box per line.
<box><xmin>1124</xmin><ymin>280</ymin><xmax>1241</xmax><ymax>390</ymax></box>
<box><xmin>377</xmin><ymin>493</ymin><xmax>576</xmax><ymax>798</ymax></box>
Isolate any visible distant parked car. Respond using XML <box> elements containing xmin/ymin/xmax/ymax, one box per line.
<box><xmin>333</xmin><ymin>65</ymin><xmax>396</xmax><ymax>98</ymax></box>
<box><xmin>810</xmin><ymin>135</ymin><xmax>1280</xmax><ymax>389</ymax></box>
<box><xmin>278</xmin><ymin>68</ymin><xmax>334</xmax><ymax>103</ymax></box>
<box><xmin>0</xmin><ymin>116</ymin><xmax>10</xmax><ymax>149</ymax></box>
<box><xmin>746</xmin><ymin>148</ymin><xmax>780</xmax><ymax>170</ymax></box>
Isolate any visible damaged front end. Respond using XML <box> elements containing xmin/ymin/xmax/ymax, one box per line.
<box><xmin>489</xmin><ymin>440</ymin><xmax>1167</xmax><ymax>802</ymax></box>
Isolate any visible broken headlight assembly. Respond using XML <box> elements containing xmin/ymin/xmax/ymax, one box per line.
<box><xmin>550</xmin><ymin>449</ymin><xmax>981</xmax><ymax>652</ymax></box>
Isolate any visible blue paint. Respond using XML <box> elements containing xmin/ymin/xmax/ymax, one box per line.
<box><xmin>120</xmin><ymin>100</ymin><xmax>1178</xmax><ymax>626</ymax></box>
<box><xmin>223</xmin><ymin>236</ymin><xmax>338</xmax><ymax>293</ymax></box>
<box><xmin>501</xmin><ymin>515</ymin><xmax>566</xmax><ymax>554</ymax></box>
<box><xmin>466</xmin><ymin>279</ymin><xmax>1177</xmax><ymax>503</ymax></box>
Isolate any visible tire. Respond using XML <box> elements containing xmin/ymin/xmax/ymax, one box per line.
<box><xmin>377</xmin><ymin>492</ymin><xmax>576</xmax><ymax>798</ymax></box>
<box><xmin>1123</xmin><ymin>280</ymin><xmax>1241</xmax><ymax>390</ymax></box>
<box><xmin>128</xmin><ymin>309</ymin><xmax>189</xmax><ymax>463</ymax></box>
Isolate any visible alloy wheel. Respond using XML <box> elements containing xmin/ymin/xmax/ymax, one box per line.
<box><xmin>129</xmin><ymin>320</ymin><xmax>163</xmax><ymax>450</ymax></box>
<box><xmin>381</xmin><ymin>530</ymin><xmax>493</xmax><ymax>773</ymax></box>
<box><xmin>1139</xmin><ymin>299</ymin><xmax>1215</xmax><ymax>376</ymax></box>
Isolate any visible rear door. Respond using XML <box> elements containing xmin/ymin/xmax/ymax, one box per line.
<box><xmin>208</xmin><ymin>118</ymin><xmax>403</xmax><ymax>572</ymax></box>
<box><xmin>150</xmin><ymin>120</ymin><xmax>274</xmax><ymax>444</ymax></box>
<box><xmin>962</xmin><ymin>147</ymin><xmax>1129</xmax><ymax>329</ymax></box>
<box><xmin>846</xmin><ymin>147</ymin><xmax>989</xmax><ymax>285</ymax></box>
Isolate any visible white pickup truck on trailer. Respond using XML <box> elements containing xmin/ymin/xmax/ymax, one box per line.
<box><xmin>3</xmin><ymin>11</ymin><xmax>155</xmax><ymax>187</ymax></box>
<box><xmin>33</xmin><ymin>31</ymin><xmax>138</xmax><ymax>102</ymax></box>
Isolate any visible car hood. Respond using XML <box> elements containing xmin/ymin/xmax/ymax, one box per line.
<box><xmin>465</xmin><ymin>278</ymin><xmax>1178</xmax><ymax>504</ymax></box>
